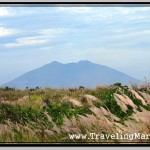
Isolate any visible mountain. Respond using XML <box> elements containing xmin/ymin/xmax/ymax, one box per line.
<box><xmin>2</xmin><ymin>60</ymin><xmax>141</xmax><ymax>89</ymax></box>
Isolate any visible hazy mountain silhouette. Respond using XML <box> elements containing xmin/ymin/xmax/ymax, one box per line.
<box><xmin>2</xmin><ymin>60</ymin><xmax>141</xmax><ymax>89</ymax></box>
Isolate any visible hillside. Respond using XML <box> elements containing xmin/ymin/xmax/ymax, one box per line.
<box><xmin>2</xmin><ymin>60</ymin><xmax>141</xmax><ymax>89</ymax></box>
<box><xmin>0</xmin><ymin>83</ymin><xmax>150</xmax><ymax>143</ymax></box>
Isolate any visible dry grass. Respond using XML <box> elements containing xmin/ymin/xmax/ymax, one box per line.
<box><xmin>114</xmin><ymin>94</ymin><xmax>128</xmax><ymax>113</ymax></box>
<box><xmin>139</xmin><ymin>92</ymin><xmax>150</xmax><ymax>104</ymax></box>
<box><xmin>129</xmin><ymin>90</ymin><xmax>147</xmax><ymax>106</ymax></box>
<box><xmin>80</xmin><ymin>94</ymin><xmax>100</xmax><ymax>106</ymax></box>
<box><xmin>114</xmin><ymin>93</ymin><xmax>138</xmax><ymax>112</ymax></box>
<box><xmin>62</xmin><ymin>96</ymin><xmax>83</xmax><ymax>107</ymax></box>
<box><xmin>0</xmin><ymin>86</ymin><xmax>150</xmax><ymax>143</ymax></box>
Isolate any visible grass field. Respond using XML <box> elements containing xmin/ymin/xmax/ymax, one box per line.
<box><xmin>0</xmin><ymin>83</ymin><xmax>150</xmax><ymax>143</ymax></box>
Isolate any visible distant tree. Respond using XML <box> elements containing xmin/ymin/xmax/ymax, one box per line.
<box><xmin>36</xmin><ymin>86</ymin><xmax>40</xmax><ymax>90</ymax></box>
<box><xmin>79</xmin><ymin>86</ymin><xmax>85</xmax><ymax>90</ymax></box>
<box><xmin>4</xmin><ymin>86</ymin><xmax>14</xmax><ymax>91</ymax></box>
<box><xmin>5</xmin><ymin>86</ymin><xmax>9</xmax><ymax>91</ymax></box>
<box><xmin>113</xmin><ymin>82</ymin><xmax>122</xmax><ymax>87</ymax></box>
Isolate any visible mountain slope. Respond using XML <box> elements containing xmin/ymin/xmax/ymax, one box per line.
<box><xmin>2</xmin><ymin>60</ymin><xmax>141</xmax><ymax>89</ymax></box>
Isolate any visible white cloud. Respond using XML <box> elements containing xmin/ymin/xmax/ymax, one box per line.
<box><xmin>110</xmin><ymin>29</ymin><xmax>150</xmax><ymax>42</ymax></box>
<box><xmin>4</xmin><ymin>28</ymin><xmax>71</xmax><ymax>48</ymax></box>
<box><xmin>0</xmin><ymin>27</ymin><xmax>17</xmax><ymax>37</ymax></box>
<box><xmin>0</xmin><ymin>7</ymin><xmax>11</xmax><ymax>17</ymax></box>
<box><xmin>39</xmin><ymin>28</ymin><xmax>71</xmax><ymax>35</ymax></box>
<box><xmin>5</xmin><ymin>36</ymin><xmax>49</xmax><ymax>48</ymax></box>
<box><xmin>0</xmin><ymin>7</ymin><xmax>20</xmax><ymax>17</ymax></box>
<box><xmin>0</xmin><ymin>7</ymin><xmax>48</xmax><ymax>18</ymax></box>
<box><xmin>116</xmin><ymin>7</ymin><xmax>150</xmax><ymax>15</ymax></box>
<box><xmin>58</xmin><ymin>7</ymin><xmax>93</xmax><ymax>14</ymax></box>
<box><xmin>86</xmin><ymin>28</ymin><xmax>150</xmax><ymax>50</ymax></box>
<box><xmin>80</xmin><ymin>7</ymin><xmax>150</xmax><ymax>24</ymax></box>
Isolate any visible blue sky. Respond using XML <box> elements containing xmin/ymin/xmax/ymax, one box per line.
<box><xmin>0</xmin><ymin>5</ymin><xmax>150</xmax><ymax>84</ymax></box>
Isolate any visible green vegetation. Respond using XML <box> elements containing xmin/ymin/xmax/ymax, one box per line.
<box><xmin>0</xmin><ymin>84</ymin><xmax>150</xmax><ymax>143</ymax></box>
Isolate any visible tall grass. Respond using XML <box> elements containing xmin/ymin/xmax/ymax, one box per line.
<box><xmin>0</xmin><ymin>84</ymin><xmax>150</xmax><ymax>143</ymax></box>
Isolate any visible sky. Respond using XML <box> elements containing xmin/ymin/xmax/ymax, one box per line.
<box><xmin>0</xmin><ymin>4</ymin><xmax>150</xmax><ymax>85</ymax></box>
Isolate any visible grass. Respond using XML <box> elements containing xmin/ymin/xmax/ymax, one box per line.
<box><xmin>0</xmin><ymin>83</ymin><xmax>150</xmax><ymax>143</ymax></box>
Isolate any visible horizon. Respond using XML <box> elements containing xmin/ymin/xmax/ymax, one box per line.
<box><xmin>0</xmin><ymin>5</ymin><xmax>150</xmax><ymax>84</ymax></box>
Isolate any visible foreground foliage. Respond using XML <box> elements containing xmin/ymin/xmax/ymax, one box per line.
<box><xmin>0</xmin><ymin>83</ymin><xmax>150</xmax><ymax>143</ymax></box>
